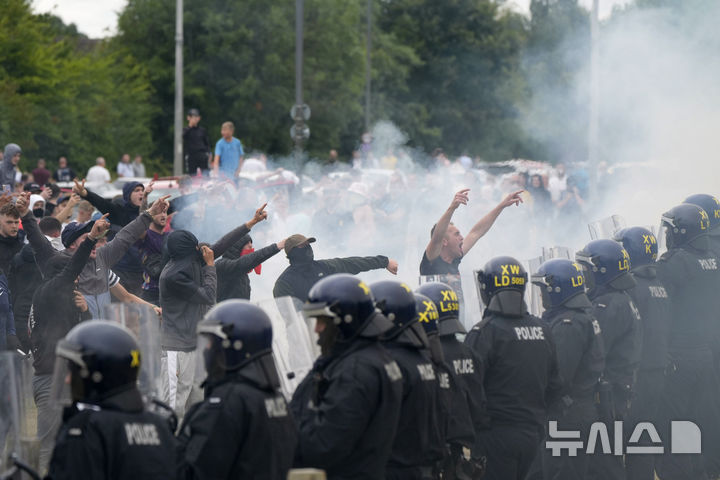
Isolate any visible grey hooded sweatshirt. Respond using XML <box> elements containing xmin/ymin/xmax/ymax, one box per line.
<box><xmin>1</xmin><ymin>144</ymin><xmax>21</xmax><ymax>187</ymax></box>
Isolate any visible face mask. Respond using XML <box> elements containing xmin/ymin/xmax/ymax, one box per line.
<box><xmin>33</xmin><ymin>208</ymin><xmax>44</xmax><ymax>218</ymax></box>
<box><xmin>289</xmin><ymin>245</ymin><xmax>314</xmax><ymax>263</ymax></box>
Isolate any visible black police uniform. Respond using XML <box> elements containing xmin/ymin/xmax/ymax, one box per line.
<box><xmin>465</xmin><ymin>310</ymin><xmax>563</xmax><ymax>480</ymax></box>
<box><xmin>291</xmin><ymin>339</ymin><xmax>403</xmax><ymax>480</ymax></box>
<box><xmin>438</xmin><ymin>338</ymin><xmax>484</xmax><ymax>443</ymax></box>
<box><xmin>177</xmin><ymin>374</ymin><xmax>297</xmax><ymax>480</ymax></box>
<box><xmin>586</xmin><ymin>285</ymin><xmax>641</xmax><ymax>480</ymax></box>
<box><xmin>430</xmin><ymin>343</ymin><xmax>478</xmax><ymax>479</ymax></box>
<box><xmin>588</xmin><ymin>285</ymin><xmax>642</xmax><ymax>420</ymax></box>
<box><xmin>656</xmin><ymin>246</ymin><xmax>720</xmax><ymax>480</ymax></box>
<box><xmin>383</xmin><ymin>339</ymin><xmax>445</xmax><ymax>479</ymax></box>
<box><xmin>624</xmin><ymin>267</ymin><xmax>671</xmax><ymax>480</ymax></box>
<box><xmin>541</xmin><ymin>305</ymin><xmax>605</xmax><ymax>480</ymax></box>
<box><xmin>47</xmin><ymin>389</ymin><xmax>176</xmax><ymax>480</ymax></box>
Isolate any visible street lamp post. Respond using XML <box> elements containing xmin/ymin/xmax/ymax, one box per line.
<box><xmin>173</xmin><ymin>0</ymin><xmax>184</xmax><ymax>176</ymax></box>
<box><xmin>589</xmin><ymin>0</ymin><xmax>600</xmax><ymax>199</ymax></box>
<box><xmin>364</xmin><ymin>0</ymin><xmax>372</xmax><ymax>133</ymax></box>
<box><xmin>291</xmin><ymin>0</ymin><xmax>310</xmax><ymax>162</ymax></box>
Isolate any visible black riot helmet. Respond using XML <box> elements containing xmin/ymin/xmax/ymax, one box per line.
<box><xmin>613</xmin><ymin>227</ymin><xmax>658</xmax><ymax>276</ymax></box>
<box><xmin>531</xmin><ymin>259</ymin><xmax>593</xmax><ymax>311</ymax></box>
<box><xmin>371</xmin><ymin>280</ymin><xmax>429</xmax><ymax>349</ymax></box>
<box><xmin>661</xmin><ymin>203</ymin><xmax>710</xmax><ymax>251</ymax></box>
<box><xmin>414</xmin><ymin>293</ymin><xmax>439</xmax><ymax>337</ymax></box>
<box><xmin>575</xmin><ymin>239</ymin><xmax>636</xmax><ymax>295</ymax></box>
<box><xmin>416</xmin><ymin>282</ymin><xmax>466</xmax><ymax>336</ymax></box>
<box><xmin>303</xmin><ymin>274</ymin><xmax>393</xmax><ymax>342</ymax></box>
<box><xmin>684</xmin><ymin>194</ymin><xmax>720</xmax><ymax>234</ymax></box>
<box><xmin>476</xmin><ymin>256</ymin><xmax>528</xmax><ymax>317</ymax></box>
<box><xmin>198</xmin><ymin>300</ymin><xmax>280</xmax><ymax>389</ymax></box>
<box><xmin>55</xmin><ymin>321</ymin><xmax>141</xmax><ymax>403</ymax></box>
<box><xmin>414</xmin><ymin>293</ymin><xmax>445</xmax><ymax>363</ymax></box>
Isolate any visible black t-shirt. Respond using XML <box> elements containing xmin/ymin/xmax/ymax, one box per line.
<box><xmin>420</xmin><ymin>251</ymin><xmax>461</xmax><ymax>276</ymax></box>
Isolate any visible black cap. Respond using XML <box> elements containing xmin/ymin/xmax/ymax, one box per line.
<box><xmin>61</xmin><ymin>220</ymin><xmax>95</xmax><ymax>248</ymax></box>
<box><xmin>23</xmin><ymin>182</ymin><xmax>41</xmax><ymax>193</ymax></box>
<box><xmin>187</xmin><ymin>108</ymin><xmax>200</xmax><ymax>116</ymax></box>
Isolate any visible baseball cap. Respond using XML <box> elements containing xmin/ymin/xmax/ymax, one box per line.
<box><xmin>187</xmin><ymin>108</ymin><xmax>201</xmax><ymax>116</ymax></box>
<box><xmin>61</xmin><ymin>220</ymin><xmax>95</xmax><ymax>248</ymax></box>
<box><xmin>23</xmin><ymin>183</ymin><xmax>41</xmax><ymax>193</ymax></box>
<box><xmin>284</xmin><ymin>234</ymin><xmax>316</xmax><ymax>256</ymax></box>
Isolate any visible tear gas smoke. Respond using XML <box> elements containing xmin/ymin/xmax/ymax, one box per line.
<box><xmin>173</xmin><ymin>1</ymin><xmax>720</xmax><ymax>327</ymax></box>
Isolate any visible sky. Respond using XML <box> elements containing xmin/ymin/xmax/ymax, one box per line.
<box><xmin>33</xmin><ymin>0</ymin><xmax>633</xmax><ymax>39</ymax></box>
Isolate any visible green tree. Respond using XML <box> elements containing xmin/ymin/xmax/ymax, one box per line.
<box><xmin>115</xmin><ymin>0</ymin><xmax>417</xmax><ymax>163</ymax></box>
<box><xmin>376</xmin><ymin>0</ymin><xmax>533</xmax><ymax>161</ymax></box>
<box><xmin>0</xmin><ymin>0</ymin><xmax>156</xmax><ymax>175</ymax></box>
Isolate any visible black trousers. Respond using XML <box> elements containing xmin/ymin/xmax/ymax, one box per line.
<box><xmin>625</xmin><ymin>369</ymin><xmax>664</xmax><ymax>480</ymax></box>
<box><xmin>655</xmin><ymin>347</ymin><xmax>713</xmax><ymax>480</ymax></box>
<box><xmin>476</xmin><ymin>425</ymin><xmax>540</xmax><ymax>480</ymax></box>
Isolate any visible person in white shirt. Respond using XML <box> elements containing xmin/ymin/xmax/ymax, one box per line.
<box><xmin>117</xmin><ymin>153</ymin><xmax>135</xmax><ymax>178</ymax></box>
<box><xmin>86</xmin><ymin>157</ymin><xmax>112</xmax><ymax>184</ymax></box>
<box><xmin>548</xmin><ymin>162</ymin><xmax>568</xmax><ymax>204</ymax></box>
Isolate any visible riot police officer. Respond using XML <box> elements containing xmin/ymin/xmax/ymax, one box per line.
<box><xmin>684</xmin><ymin>193</ymin><xmax>720</xmax><ymax>258</ymax></box>
<box><xmin>370</xmin><ymin>281</ymin><xmax>444</xmax><ymax>479</ymax></box>
<box><xmin>47</xmin><ymin>321</ymin><xmax>176</xmax><ymax>480</ymax></box>
<box><xmin>176</xmin><ymin>300</ymin><xmax>297</xmax><ymax>479</ymax></box>
<box><xmin>576</xmin><ymin>239</ymin><xmax>641</xmax><ymax>480</ymax></box>
<box><xmin>531</xmin><ymin>259</ymin><xmax>605</xmax><ymax>480</ymax></box>
<box><xmin>464</xmin><ymin>256</ymin><xmax>563</xmax><ymax>480</ymax></box>
<box><xmin>414</xmin><ymin>292</ymin><xmax>480</xmax><ymax>480</ymax></box>
<box><xmin>684</xmin><ymin>194</ymin><xmax>720</xmax><ymax>477</ymax></box>
<box><xmin>416</xmin><ymin>283</ymin><xmax>486</xmax><ymax>458</ymax></box>
<box><xmin>655</xmin><ymin>204</ymin><xmax>720</xmax><ymax>480</ymax></box>
<box><xmin>290</xmin><ymin>274</ymin><xmax>403</xmax><ymax>480</ymax></box>
<box><xmin>613</xmin><ymin>227</ymin><xmax>671</xmax><ymax>480</ymax></box>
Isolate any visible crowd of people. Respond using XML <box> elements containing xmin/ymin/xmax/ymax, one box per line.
<box><xmin>1</xmin><ymin>127</ymin><xmax>719</xmax><ymax>480</ymax></box>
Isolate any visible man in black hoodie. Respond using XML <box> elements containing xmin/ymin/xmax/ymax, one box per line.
<box><xmin>29</xmin><ymin>216</ymin><xmax>110</xmax><ymax>473</ymax></box>
<box><xmin>273</xmin><ymin>234</ymin><xmax>399</xmax><ymax>302</ymax></box>
<box><xmin>0</xmin><ymin>202</ymin><xmax>26</xmax><ymax>276</ymax></box>
<box><xmin>160</xmin><ymin>203</ymin><xmax>269</xmax><ymax>418</ymax></box>
<box><xmin>216</xmin><ymin>234</ymin><xmax>286</xmax><ymax>301</ymax></box>
<box><xmin>73</xmin><ymin>178</ymin><xmax>146</xmax><ymax>294</ymax></box>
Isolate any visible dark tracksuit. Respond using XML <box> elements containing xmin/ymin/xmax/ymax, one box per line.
<box><xmin>464</xmin><ymin>310</ymin><xmax>563</xmax><ymax>480</ymax></box>
<box><xmin>290</xmin><ymin>339</ymin><xmax>403</xmax><ymax>480</ymax></box>
<box><xmin>273</xmin><ymin>255</ymin><xmax>389</xmax><ymax>303</ymax></box>
<box><xmin>47</xmin><ymin>388</ymin><xmax>176</xmax><ymax>480</ymax></box>
<box><xmin>216</xmin><ymin>243</ymin><xmax>280</xmax><ymax>301</ymax></box>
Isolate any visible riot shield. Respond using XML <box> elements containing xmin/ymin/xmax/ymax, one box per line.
<box><xmin>588</xmin><ymin>215</ymin><xmax>626</xmax><ymax>240</ymax></box>
<box><xmin>0</xmin><ymin>352</ymin><xmax>39</xmax><ymax>479</ymax></box>
<box><xmin>526</xmin><ymin>247</ymin><xmax>574</xmax><ymax>317</ymax></box>
<box><xmin>255</xmin><ymin>297</ymin><xmax>317</xmax><ymax>399</ymax></box>
<box><xmin>103</xmin><ymin>303</ymin><xmax>163</xmax><ymax>402</ymax></box>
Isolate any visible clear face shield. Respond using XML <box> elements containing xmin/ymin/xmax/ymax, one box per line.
<box><xmin>49</xmin><ymin>340</ymin><xmax>83</xmax><ymax>409</ymax></box>
<box><xmin>588</xmin><ymin>214</ymin><xmax>627</xmax><ymax>240</ymax></box>
<box><xmin>103</xmin><ymin>303</ymin><xmax>162</xmax><ymax>402</ymax></box>
<box><xmin>257</xmin><ymin>297</ymin><xmax>317</xmax><ymax>400</ymax></box>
